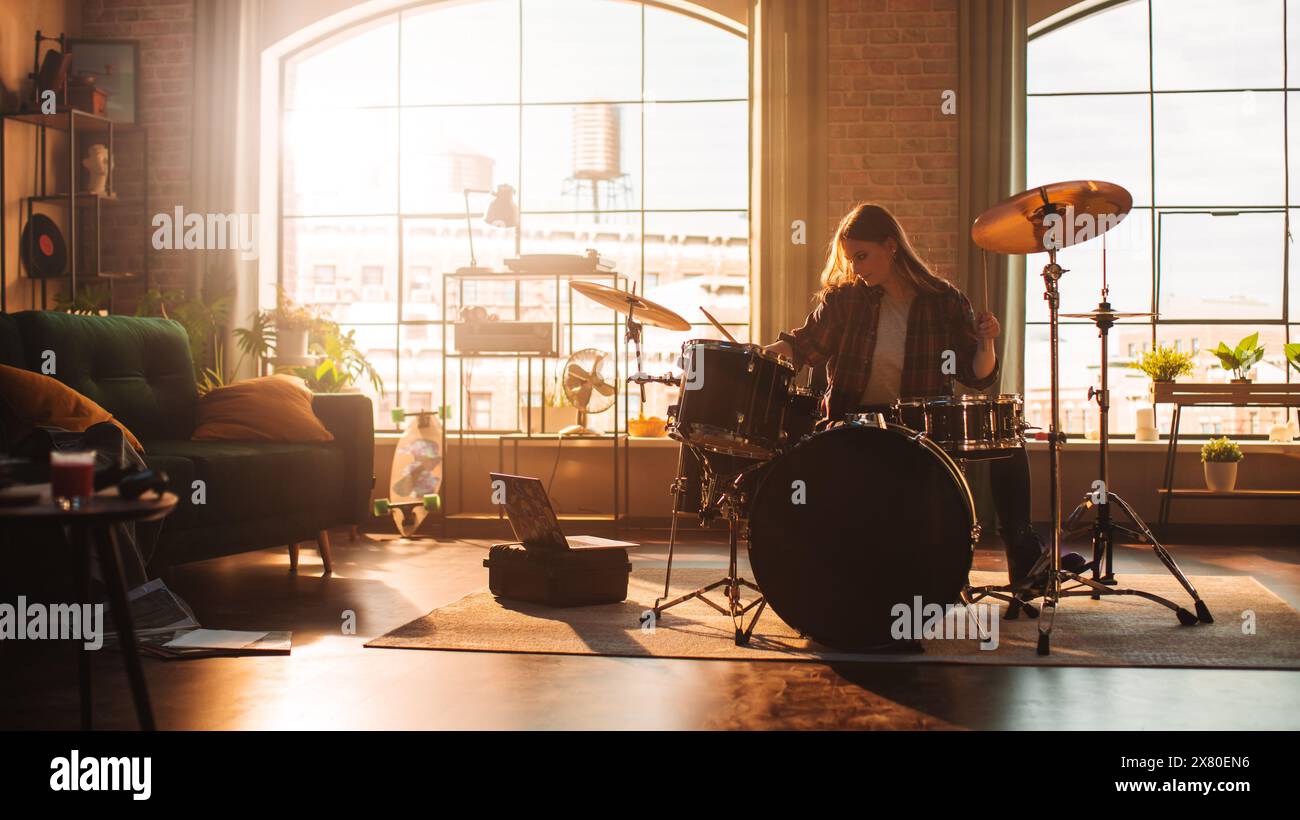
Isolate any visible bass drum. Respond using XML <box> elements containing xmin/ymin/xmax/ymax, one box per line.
<box><xmin>748</xmin><ymin>423</ymin><xmax>977</xmax><ymax>649</ymax></box>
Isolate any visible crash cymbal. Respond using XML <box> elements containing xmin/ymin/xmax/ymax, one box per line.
<box><xmin>972</xmin><ymin>180</ymin><xmax>1133</xmax><ymax>255</ymax></box>
<box><xmin>570</xmin><ymin>280</ymin><xmax>691</xmax><ymax>331</ymax></box>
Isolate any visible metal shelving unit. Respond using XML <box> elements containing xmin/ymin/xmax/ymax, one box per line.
<box><xmin>438</xmin><ymin>267</ymin><xmax>630</xmax><ymax>529</ymax></box>
<box><xmin>0</xmin><ymin>109</ymin><xmax>149</xmax><ymax>312</ymax></box>
<box><xmin>1155</xmin><ymin>381</ymin><xmax>1300</xmax><ymax>525</ymax></box>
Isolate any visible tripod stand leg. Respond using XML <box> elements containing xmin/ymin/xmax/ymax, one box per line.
<box><xmin>652</xmin><ymin>443</ymin><xmax>690</xmax><ymax>618</ymax></box>
<box><xmin>1109</xmin><ymin>491</ymin><xmax>1212</xmax><ymax>622</ymax></box>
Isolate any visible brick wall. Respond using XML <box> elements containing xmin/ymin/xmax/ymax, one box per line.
<box><xmin>80</xmin><ymin>0</ymin><xmax>194</xmax><ymax>300</ymax></box>
<box><xmin>826</xmin><ymin>0</ymin><xmax>959</xmax><ymax>278</ymax></box>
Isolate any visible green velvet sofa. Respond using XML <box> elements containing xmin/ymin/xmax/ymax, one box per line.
<box><xmin>0</xmin><ymin>310</ymin><xmax>374</xmax><ymax>570</ymax></box>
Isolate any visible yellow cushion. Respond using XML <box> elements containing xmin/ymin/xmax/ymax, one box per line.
<box><xmin>0</xmin><ymin>363</ymin><xmax>144</xmax><ymax>452</ymax></box>
<box><xmin>192</xmin><ymin>374</ymin><xmax>334</xmax><ymax>443</ymax></box>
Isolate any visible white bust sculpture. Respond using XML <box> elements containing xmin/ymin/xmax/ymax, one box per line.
<box><xmin>82</xmin><ymin>144</ymin><xmax>111</xmax><ymax>195</ymax></box>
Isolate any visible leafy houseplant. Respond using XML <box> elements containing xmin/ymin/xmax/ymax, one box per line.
<box><xmin>1130</xmin><ymin>345</ymin><xmax>1195</xmax><ymax>382</ymax></box>
<box><xmin>292</xmin><ymin>319</ymin><xmax>384</xmax><ymax>395</ymax></box>
<box><xmin>134</xmin><ymin>287</ymin><xmax>234</xmax><ymax>394</ymax></box>
<box><xmin>1212</xmin><ymin>333</ymin><xmax>1265</xmax><ymax>382</ymax></box>
<box><xmin>1285</xmin><ymin>342</ymin><xmax>1300</xmax><ymax>375</ymax></box>
<box><xmin>1201</xmin><ymin>436</ymin><xmax>1243</xmax><ymax>492</ymax></box>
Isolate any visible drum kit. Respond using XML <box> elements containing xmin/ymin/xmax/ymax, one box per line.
<box><xmin>571</xmin><ymin>180</ymin><xmax>1211</xmax><ymax>655</ymax></box>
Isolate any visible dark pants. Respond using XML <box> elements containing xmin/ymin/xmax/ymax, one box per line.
<box><xmin>987</xmin><ymin>446</ymin><xmax>1045</xmax><ymax>583</ymax></box>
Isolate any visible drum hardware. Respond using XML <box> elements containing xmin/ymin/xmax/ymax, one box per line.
<box><xmin>628</xmin><ymin>372</ymin><xmax>682</xmax><ymax>387</ymax></box>
<box><xmin>569</xmin><ymin>279</ymin><xmax>690</xmax><ymax>404</ymax></box>
<box><xmin>648</xmin><ymin>442</ymin><xmax>769</xmax><ymax>646</ymax></box>
<box><xmin>972</xmin><ymin>181</ymin><xmax>1205</xmax><ymax>654</ymax></box>
<box><xmin>1060</xmin><ymin>288</ymin><xmax>1211</xmax><ymax>621</ymax></box>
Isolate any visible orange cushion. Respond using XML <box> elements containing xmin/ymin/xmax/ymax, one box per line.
<box><xmin>0</xmin><ymin>363</ymin><xmax>145</xmax><ymax>452</ymax></box>
<box><xmin>192</xmin><ymin>374</ymin><xmax>334</xmax><ymax>443</ymax></box>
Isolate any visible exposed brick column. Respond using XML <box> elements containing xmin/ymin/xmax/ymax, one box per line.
<box><xmin>826</xmin><ymin>0</ymin><xmax>959</xmax><ymax>279</ymax></box>
<box><xmin>81</xmin><ymin>0</ymin><xmax>195</xmax><ymax>300</ymax></box>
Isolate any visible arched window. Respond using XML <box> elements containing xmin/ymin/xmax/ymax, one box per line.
<box><xmin>1026</xmin><ymin>0</ymin><xmax>1296</xmax><ymax>437</ymax></box>
<box><xmin>277</xmin><ymin>0</ymin><xmax>748</xmax><ymax>430</ymax></box>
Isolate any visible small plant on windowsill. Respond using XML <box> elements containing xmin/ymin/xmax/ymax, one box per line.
<box><xmin>1212</xmin><ymin>333</ymin><xmax>1265</xmax><ymax>382</ymax></box>
<box><xmin>1201</xmin><ymin>436</ymin><xmax>1243</xmax><ymax>492</ymax></box>
<box><xmin>1130</xmin><ymin>345</ymin><xmax>1195</xmax><ymax>383</ymax></box>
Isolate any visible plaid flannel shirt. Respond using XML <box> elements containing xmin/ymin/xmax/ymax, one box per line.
<box><xmin>779</xmin><ymin>278</ymin><xmax>1000</xmax><ymax>424</ymax></box>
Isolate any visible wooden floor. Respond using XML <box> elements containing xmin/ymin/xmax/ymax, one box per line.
<box><xmin>3</xmin><ymin>530</ymin><xmax>1300</xmax><ymax>730</ymax></box>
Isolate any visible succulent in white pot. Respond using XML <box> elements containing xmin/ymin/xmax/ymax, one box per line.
<box><xmin>1201</xmin><ymin>436</ymin><xmax>1243</xmax><ymax>492</ymax></box>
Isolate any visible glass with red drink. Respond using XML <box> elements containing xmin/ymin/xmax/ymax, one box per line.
<box><xmin>50</xmin><ymin>450</ymin><xmax>96</xmax><ymax>510</ymax></box>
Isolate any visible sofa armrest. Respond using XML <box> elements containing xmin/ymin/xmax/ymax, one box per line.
<box><xmin>312</xmin><ymin>393</ymin><xmax>375</xmax><ymax>527</ymax></box>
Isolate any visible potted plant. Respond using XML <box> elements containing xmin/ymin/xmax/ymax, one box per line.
<box><xmin>1130</xmin><ymin>344</ymin><xmax>1195</xmax><ymax>383</ymax></box>
<box><xmin>1201</xmin><ymin>436</ymin><xmax>1243</xmax><ymax>492</ymax></box>
<box><xmin>272</xmin><ymin>291</ymin><xmax>315</xmax><ymax>360</ymax></box>
<box><xmin>293</xmin><ymin>320</ymin><xmax>385</xmax><ymax>396</ymax></box>
<box><xmin>1212</xmin><ymin>333</ymin><xmax>1265</xmax><ymax>382</ymax></box>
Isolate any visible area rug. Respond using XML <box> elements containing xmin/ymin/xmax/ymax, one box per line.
<box><xmin>367</xmin><ymin>570</ymin><xmax>1300</xmax><ymax>669</ymax></box>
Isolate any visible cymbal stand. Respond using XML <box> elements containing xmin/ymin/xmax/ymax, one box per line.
<box><xmin>624</xmin><ymin>284</ymin><xmax>647</xmax><ymax>404</ymax></box>
<box><xmin>1028</xmin><ymin>243</ymin><xmax>1204</xmax><ymax>655</ymax></box>
<box><xmin>1062</xmin><ymin>293</ymin><xmax>1212</xmax><ymax>622</ymax></box>
<box><xmin>648</xmin><ymin>442</ymin><xmax>768</xmax><ymax>646</ymax></box>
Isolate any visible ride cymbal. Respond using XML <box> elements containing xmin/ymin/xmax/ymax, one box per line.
<box><xmin>570</xmin><ymin>280</ymin><xmax>691</xmax><ymax>331</ymax></box>
<box><xmin>972</xmin><ymin>180</ymin><xmax>1133</xmax><ymax>255</ymax></box>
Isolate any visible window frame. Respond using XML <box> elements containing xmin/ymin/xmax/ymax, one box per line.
<box><xmin>1027</xmin><ymin>0</ymin><xmax>1297</xmax><ymax>439</ymax></box>
<box><xmin>272</xmin><ymin>0</ymin><xmax>751</xmax><ymax>433</ymax></box>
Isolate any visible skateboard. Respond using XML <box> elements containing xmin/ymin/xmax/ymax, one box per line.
<box><xmin>372</xmin><ymin>408</ymin><xmax>443</xmax><ymax>537</ymax></box>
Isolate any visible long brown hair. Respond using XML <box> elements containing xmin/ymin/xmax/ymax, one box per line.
<box><xmin>818</xmin><ymin>203</ymin><xmax>946</xmax><ymax>300</ymax></box>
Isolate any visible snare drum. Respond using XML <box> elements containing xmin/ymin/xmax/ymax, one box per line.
<box><xmin>882</xmin><ymin>394</ymin><xmax>1027</xmax><ymax>454</ymax></box>
<box><xmin>669</xmin><ymin>340</ymin><xmax>798</xmax><ymax>459</ymax></box>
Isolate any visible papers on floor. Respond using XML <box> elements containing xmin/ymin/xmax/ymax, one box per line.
<box><xmin>101</xmin><ymin>578</ymin><xmax>199</xmax><ymax>643</ymax></box>
<box><xmin>565</xmin><ymin>535</ymin><xmax>639</xmax><ymax>549</ymax></box>
<box><xmin>140</xmin><ymin>629</ymin><xmax>292</xmax><ymax>660</ymax></box>
<box><xmin>164</xmin><ymin>629</ymin><xmax>268</xmax><ymax>650</ymax></box>
<box><xmin>101</xmin><ymin>579</ymin><xmax>292</xmax><ymax>659</ymax></box>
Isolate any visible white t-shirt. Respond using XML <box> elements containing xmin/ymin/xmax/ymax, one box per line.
<box><xmin>860</xmin><ymin>289</ymin><xmax>914</xmax><ymax>405</ymax></box>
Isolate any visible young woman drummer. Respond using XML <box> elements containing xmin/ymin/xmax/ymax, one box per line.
<box><xmin>763</xmin><ymin>202</ymin><xmax>1049</xmax><ymax>588</ymax></box>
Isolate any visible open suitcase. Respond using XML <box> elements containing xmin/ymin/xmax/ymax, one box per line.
<box><xmin>484</xmin><ymin>543</ymin><xmax>631</xmax><ymax>607</ymax></box>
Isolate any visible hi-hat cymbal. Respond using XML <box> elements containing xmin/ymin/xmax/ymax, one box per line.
<box><xmin>1060</xmin><ymin>309</ymin><xmax>1156</xmax><ymax>321</ymax></box>
<box><xmin>972</xmin><ymin>180</ymin><xmax>1133</xmax><ymax>255</ymax></box>
<box><xmin>570</xmin><ymin>280</ymin><xmax>691</xmax><ymax>331</ymax></box>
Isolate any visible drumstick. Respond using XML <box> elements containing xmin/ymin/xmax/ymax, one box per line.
<box><xmin>981</xmin><ymin>248</ymin><xmax>989</xmax><ymax>313</ymax></box>
<box><xmin>700</xmin><ymin>307</ymin><xmax>738</xmax><ymax>343</ymax></box>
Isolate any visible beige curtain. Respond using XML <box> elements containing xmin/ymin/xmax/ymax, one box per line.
<box><xmin>191</xmin><ymin>0</ymin><xmax>262</xmax><ymax>378</ymax></box>
<box><xmin>958</xmin><ymin>0</ymin><xmax>1027</xmax><ymax>393</ymax></box>
<box><xmin>749</xmin><ymin>0</ymin><xmax>828</xmax><ymax>346</ymax></box>
<box><xmin>958</xmin><ymin>0</ymin><xmax>1027</xmax><ymax>535</ymax></box>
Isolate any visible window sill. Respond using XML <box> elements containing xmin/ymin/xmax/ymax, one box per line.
<box><xmin>1025</xmin><ymin>439</ymin><xmax>1300</xmax><ymax>455</ymax></box>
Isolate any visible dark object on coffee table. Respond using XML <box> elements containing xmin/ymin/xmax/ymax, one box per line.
<box><xmin>118</xmin><ymin>467</ymin><xmax>168</xmax><ymax>500</ymax></box>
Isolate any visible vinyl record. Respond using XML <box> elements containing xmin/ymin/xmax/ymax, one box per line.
<box><xmin>20</xmin><ymin>214</ymin><xmax>67</xmax><ymax>279</ymax></box>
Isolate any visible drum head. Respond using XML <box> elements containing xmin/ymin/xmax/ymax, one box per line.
<box><xmin>748</xmin><ymin>425</ymin><xmax>974</xmax><ymax>649</ymax></box>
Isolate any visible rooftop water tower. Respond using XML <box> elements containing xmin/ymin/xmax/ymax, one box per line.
<box><xmin>566</xmin><ymin>103</ymin><xmax>633</xmax><ymax>220</ymax></box>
